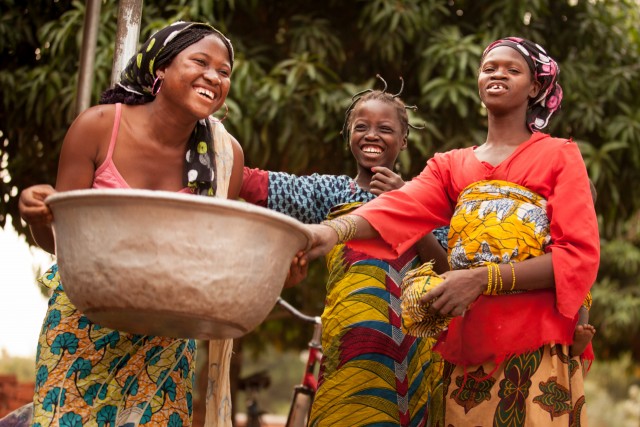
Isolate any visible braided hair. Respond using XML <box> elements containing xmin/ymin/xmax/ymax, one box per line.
<box><xmin>341</xmin><ymin>75</ymin><xmax>423</xmax><ymax>144</ymax></box>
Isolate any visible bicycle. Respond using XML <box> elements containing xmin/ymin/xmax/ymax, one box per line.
<box><xmin>276</xmin><ymin>297</ymin><xmax>323</xmax><ymax>427</ymax></box>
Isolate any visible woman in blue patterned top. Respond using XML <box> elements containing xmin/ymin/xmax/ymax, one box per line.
<box><xmin>241</xmin><ymin>78</ymin><xmax>449</xmax><ymax>426</ymax></box>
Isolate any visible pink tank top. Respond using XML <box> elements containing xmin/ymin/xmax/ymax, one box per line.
<box><xmin>93</xmin><ymin>103</ymin><xmax>191</xmax><ymax>193</ymax></box>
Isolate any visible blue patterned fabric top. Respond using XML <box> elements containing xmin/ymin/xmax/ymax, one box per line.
<box><xmin>267</xmin><ymin>171</ymin><xmax>449</xmax><ymax>248</ymax></box>
<box><xmin>432</xmin><ymin>226</ymin><xmax>449</xmax><ymax>249</ymax></box>
<box><xmin>267</xmin><ymin>172</ymin><xmax>375</xmax><ymax>224</ymax></box>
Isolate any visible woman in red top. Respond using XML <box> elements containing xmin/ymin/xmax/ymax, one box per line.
<box><xmin>299</xmin><ymin>37</ymin><xmax>599</xmax><ymax>425</ymax></box>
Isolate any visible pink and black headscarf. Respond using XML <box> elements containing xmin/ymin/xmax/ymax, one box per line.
<box><xmin>482</xmin><ymin>37</ymin><xmax>563</xmax><ymax>131</ymax></box>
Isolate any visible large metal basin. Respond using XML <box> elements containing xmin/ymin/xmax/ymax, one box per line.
<box><xmin>46</xmin><ymin>189</ymin><xmax>311</xmax><ymax>339</ymax></box>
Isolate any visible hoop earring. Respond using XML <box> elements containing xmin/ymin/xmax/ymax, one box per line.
<box><xmin>212</xmin><ymin>103</ymin><xmax>229</xmax><ymax>123</ymax></box>
<box><xmin>151</xmin><ymin>76</ymin><xmax>163</xmax><ymax>96</ymax></box>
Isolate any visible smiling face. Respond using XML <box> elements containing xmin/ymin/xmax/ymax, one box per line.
<box><xmin>478</xmin><ymin>46</ymin><xmax>541</xmax><ymax>116</ymax></box>
<box><xmin>159</xmin><ymin>34</ymin><xmax>232</xmax><ymax>119</ymax></box>
<box><xmin>348</xmin><ymin>98</ymin><xmax>407</xmax><ymax>173</ymax></box>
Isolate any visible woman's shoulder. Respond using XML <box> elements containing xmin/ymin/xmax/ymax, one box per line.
<box><xmin>63</xmin><ymin>104</ymin><xmax>119</xmax><ymax>151</ymax></box>
<box><xmin>70</xmin><ymin>104</ymin><xmax>118</xmax><ymax>134</ymax></box>
<box><xmin>428</xmin><ymin>146</ymin><xmax>475</xmax><ymax>167</ymax></box>
<box><xmin>527</xmin><ymin>133</ymin><xmax>586</xmax><ymax>177</ymax></box>
<box><xmin>79</xmin><ymin>103</ymin><xmax>118</xmax><ymax>120</ymax></box>
<box><xmin>435</xmin><ymin>146</ymin><xmax>476</xmax><ymax>158</ymax></box>
<box><xmin>228</xmin><ymin>133</ymin><xmax>244</xmax><ymax>161</ymax></box>
<box><xmin>533</xmin><ymin>132</ymin><xmax>574</xmax><ymax>148</ymax></box>
<box><xmin>532</xmin><ymin>133</ymin><xmax>582</xmax><ymax>163</ymax></box>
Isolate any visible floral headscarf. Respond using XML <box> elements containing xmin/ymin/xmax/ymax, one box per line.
<box><xmin>482</xmin><ymin>37</ymin><xmax>562</xmax><ymax>131</ymax></box>
<box><xmin>118</xmin><ymin>21</ymin><xmax>234</xmax><ymax>195</ymax></box>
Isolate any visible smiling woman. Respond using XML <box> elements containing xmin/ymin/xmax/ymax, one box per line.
<box><xmin>155</xmin><ymin>35</ymin><xmax>231</xmax><ymax>119</ymax></box>
<box><xmin>17</xmin><ymin>21</ymin><xmax>244</xmax><ymax>427</ymax></box>
<box><xmin>240</xmin><ymin>78</ymin><xmax>450</xmax><ymax>426</ymax></box>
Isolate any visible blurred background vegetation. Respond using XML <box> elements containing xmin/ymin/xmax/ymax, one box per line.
<box><xmin>1</xmin><ymin>0</ymin><xmax>639</xmax><ymax>425</ymax></box>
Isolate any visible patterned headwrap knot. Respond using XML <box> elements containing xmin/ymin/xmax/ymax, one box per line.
<box><xmin>482</xmin><ymin>37</ymin><xmax>562</xmax><ymax>131</ymax></box>
<box><xmin>117</xmin><ymin>21</ymin><xmax>234</xmax><ymax>195</ymax></box>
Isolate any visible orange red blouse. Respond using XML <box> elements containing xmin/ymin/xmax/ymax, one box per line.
<box><xmin>348</xmin><ymin>132</ymin><xmax>600</xmax><ymax>365</ymax></box>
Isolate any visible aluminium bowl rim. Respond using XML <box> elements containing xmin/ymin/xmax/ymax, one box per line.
<box><xmin>46</xmin><ymin>188</ymin><xmax>312</xmax><ymax>250</ymax></box>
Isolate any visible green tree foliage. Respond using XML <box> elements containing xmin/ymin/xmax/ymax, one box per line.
<box><xmin>1</xmin><ymin>0</ymin><xmax>639</xmax><ymax>359</ymax></box>
<box><xmin>591</xmin><ymin>214</ymin><xmax>640</xmax><ymax>361</ymax></box>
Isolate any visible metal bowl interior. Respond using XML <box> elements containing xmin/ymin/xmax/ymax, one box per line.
<box><xmin>46</xmin><ymin>188</ymin><xmax>311</xmax><ymax>339</ymax></box>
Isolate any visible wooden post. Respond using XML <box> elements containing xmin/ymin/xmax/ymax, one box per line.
<box><xmin>75</xmin><ymin>0</ymin><xmax>101</xmax><ymax>114</ymax></box>
<box><xmin>111</xmin><ymin>0</ymin><xmax>143</xmax><ymax>86</ymax></box>
<box><xmin>204</xmin><ymin>340</ymin><xmax>234</xmax><ymax>427</ymax></box>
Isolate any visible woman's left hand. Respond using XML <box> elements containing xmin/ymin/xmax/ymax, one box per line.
<box><xmin>369</xmin><ymin>166</ymin><xmax>404</xmax><ymax>195</ymax></box>
<box><xmin>419</xmin><ymin>268</ymin><xmax>485</xmax><ymax>317</ymax></box>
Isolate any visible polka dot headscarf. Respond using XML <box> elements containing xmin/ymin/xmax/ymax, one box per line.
<box><xmin>482</xmin><ymin>37</ymin><xmax>562</xmax><ymax>132</ymax></box>
<box><xmin>118</xmin><ymin>21</ymin><xmax>234</xmax><ymax>196</ymax></box>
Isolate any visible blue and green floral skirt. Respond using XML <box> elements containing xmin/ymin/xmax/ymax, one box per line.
<box><xmin>32</xmin><ymin>265</ymin><xmax>196</xmax><ymax>427</ymax></box>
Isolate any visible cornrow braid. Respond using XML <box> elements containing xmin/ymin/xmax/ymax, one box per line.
<box><xmin>341</xmin><ymin>75</ymin><xmax>424</xmax><ymax>144</ymax></box>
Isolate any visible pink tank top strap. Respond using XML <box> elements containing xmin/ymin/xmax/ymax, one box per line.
<box><xmin>93</xmin><ymin>103</ymin><xmax>192</xmax><ymax>193</ymax></box>
<box><xmin>105</xmin><ymin>103</ymin><xmax>122</xmax><ymax>161</ymax></box>
<box><xmin>93</xmin><ymin>103</ymin><xmax>130</xmax><ymax>189</ymax></box>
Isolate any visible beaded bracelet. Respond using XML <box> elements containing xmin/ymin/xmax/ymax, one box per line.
<box><xmin>321</xmin><ymin>215</ymin><xmax>357</xmax><ymax>244</ymax></box>
<box><xmin>483</xmin><ymin>263</ymin><xmax>505</xmax><ymax>296</ymax></box>
<box><xmin>509</xmin><ymin>261</ymin><xmax>516</xmax><ymax>291</ymax></box>
<box><xmin>497</xmin><ymin>264</ymin><xmax>503</xmax><ymax>293</ymax></box>
<box><xmin>484</xmin><ymin>264</ymin><xmax>495</xmax><ymax>295</ymax></box>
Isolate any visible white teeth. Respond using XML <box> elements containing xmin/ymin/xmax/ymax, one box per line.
<box><xmin>195</xmin><ymin>88</ymin><xmax>214</xmax><ymax>99</ymax></box>
<box><xmin>362</xmin><ymin>147</ymin><xmax>382</xmax><ymax>154</ymax></box>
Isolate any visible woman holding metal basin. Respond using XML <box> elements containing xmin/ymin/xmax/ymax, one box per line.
<box><xmin>18</xmin><ymin>21</ymin><xmax>243</xmax><ymax>427</ymax></box>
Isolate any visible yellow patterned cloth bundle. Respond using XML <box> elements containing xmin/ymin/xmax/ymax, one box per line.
<box><xmin>400</xmin><ymin>180</ymin><xmax>592</xmax><ymax>341</ymax></box>
<box><xmin>400</xmin><ymin>262</ymin><xmax>451</xmax><ymax>337</ymax></box>
<box><xmin>401</xmin><ymin>180</ymin><xmax>551</xmax><ymax>339</ymax></box>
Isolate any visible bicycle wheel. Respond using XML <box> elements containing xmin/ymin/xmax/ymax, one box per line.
<box><xmin>285</xmin><ymin>386</ymin><xmax>314</xmax><ymax>427</ymax></box>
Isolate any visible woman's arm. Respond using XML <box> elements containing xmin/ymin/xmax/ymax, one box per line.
<box><xmin>303</xmin><ymin>214</ymin><xmax>378</xmax><ymax>261</ymax></box>
<box><xmin>239</xmin><ymin>167</ymin><xmax>269</xmax><ymax>206</ymax></box>
<box><xmin>545</xmin><ymin>141</ymin><xmax>600</xmax><ymax>317</ymax></box>
<box><xmin>18</xmin><ymin>184</ymin><xmax>57</xmax><ymax>253</ymax></box>
<box><xmin>303</xmin><ymin>159</ymin><xmax>453</xmax><ymax>262</ymax></box>
<box><xmin>370</xmin><ymin>166</ymin><xmax>451</xmax><ymax>273</ymax></box>
<box><xmin>19</xmin><ymin>106</ymin><xmax>110</xmax><ymax>253</ymax></box>
<box><xmin>345</xmin><ymin>157</ymin><xmax>455</xmax><ymax>260</ymax></box>
<box><xmin>420</xmin><ymin>253</ymin><xmax>555</xmax><ymax>317</ymax></box>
